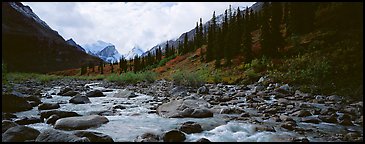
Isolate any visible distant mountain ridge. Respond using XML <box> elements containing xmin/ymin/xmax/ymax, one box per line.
<box><xmin>124</xmin><ymin>46</ymin><xmax>145</xmax><ymax>60</ymax></box>
<box><xmin>83</xmin><ymin>40</ymin><xmax>123</xmax><ymax>63</ymax></box>
<box><xmin>66</xmin><ymin>38</ymin><xmax>85</xmax><ymax>52</ymax></box>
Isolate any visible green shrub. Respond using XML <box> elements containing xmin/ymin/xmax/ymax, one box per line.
<box><xmin>172</xmin><ymin>70</ymin><xmax>205</xmax><ymax>87</ymax></box>
<box><xmin>106</xmin><ymin>71</ymin><xmax>158</xmax><ymax>84</ymax></box>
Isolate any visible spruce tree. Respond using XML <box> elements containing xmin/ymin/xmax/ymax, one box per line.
<box><xmin>183</xmin><ymin>33</ymin><xmax>188</xmax><ymax>55</ymax></box>
<box><xmin>260</xmin><ymin>2</ymin><xmax>272</xmax><ymax>58</ymax></box>
<box><xmin>270</xmin><ymin>2</ymin><xmax>284</xmax><ymax>58</ymax></box>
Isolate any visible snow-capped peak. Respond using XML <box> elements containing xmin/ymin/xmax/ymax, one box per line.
<box><xmin>83</xmin><ymin>40</ymin><xmax>113</xmax><ymax>54</ymax></box>
<box><xmin>124</xmin><ymin>46</ymin><xmax>145</xmax><ymax>60</ymax></box>
<box><xmin>96</xmin><ymin>45</ymin><xmax>122</xmax><ymax>63</ymax></box>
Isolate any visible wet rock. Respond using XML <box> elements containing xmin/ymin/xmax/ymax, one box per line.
<box><xmin>292</xmin><ymin>110</ymin><xmax>312</xmax><ymax>117</ymax></box>
<box><xmin>320</xmin><ymin>107</ymin><xmax>337</xmax><ymax>115</ymax></box>
<box><xmin>220</xmin><ymin>107</ymin><xmax>244</xmax><ymax>114</ymax></box>
<box><xmin>318</xmin><ymin>114</ymin><xmax>337</xmax><ymax>123</ymax></box>
<box><xmin>169</xmin><ymin>86</ymin><xmax>188</xmax><ymax>97</ymax></box>
<box><xmin>73</xmin><ymin>130</ymin><xmax>114</xmax><ymax>142</ymax></box>
<box><xmin>69</xmin><ymin>95</ymin><xmax>91</xmax><ymax>104</ymax></box>
<box><xmin>2</xmin><ymin>113</ymin><xmax>17</xmax><ymax>120</ymax></box>
<box><xmin>292</xmin><ymin>137</ymin><xmax>310</xmax><ymax>142</ymax></box>
<box><xmin>162</xmin><ymin>130</ymin><xmax>186</xmax><ymax>142</ymax></box>
<box><xmin>54</xmin><ymin>115</ymin><xmax>109</xmax><ymax>130</ymax></box>
<box><xmin>86</xmin><ymin>90</ymin><xmax>105</xmax><ymax>97</ymax></box>
<box><xmin>179</xmin><ymin>121</ymin><xmax>203</xmax><ymax>134</ymax></box>
<box><xmin>35</xmin><ymin>128</ymin><xmax>90</xmax><ymax>142</ymax></box>
<box><xmin>46</xmin><ymin>114</ymin><xmax>60</xmax><ymax>125</ymax></box>
<box><xmin>113</xmin><ymin>105</ymin><xmax>126</xmax><ymax>110</ymax></box>
<box><xmin>15</xmin><ymin>117</ymin><xmax>42</xmax><ymax>125</ymax></box>
<box><xmin>40</xmin><ymin>110</ymin><xmax>80</xmax><ymax>120</ymax></box>
<box><xmin>2</xmin><ymin>125</ymin><xmax>40</xmax><ymax>142</ymax></box>
<box><xmin>135</xmin><ymin>132</ymin><xmax>160</xmax><ymax>142</ymax></box>
<box><xmin>61</xmin><ymin>90</ymin><xmax>79</xmax><ymax>96</ymax></box>
<box><xmin>327</xmin><ymin>95</ymin><xmax>342</xmax><ymax>101</ymax></box>
<box><xmin>2</xmin><ymin>120</ymin><xmax>18</xmax><ymax>133</ymax></box>
<box><xmin>281</xmin><ymin>121</ymin><xmax>297</xmax><ymax>131</ymax></box>
<box><xmin>264</xmin><ymin>107</ymin><xmax>278</xmax><ymax>114</ymax></box>
<box><xmin>301</xmin><ymin>117</ymin><xmax>321</xmax><ymax>124</ymax></box>
<box><xmin>2</xmin><ymin>93</ymin><xmax>32</xmax><ymax>112</ymax></box>
<box><xmin>233</xmin><ymin>92</ymin><xmax>246</xmax><ymax>97</ymax></box>
<box><xmin>255</xmin><ymin>125</ymin><xmax>276</xmax><ymax>132</ymax></box>
<box><xmin>38</xmin><ymin>103</ymin><xmax>60</xmax><ymax>110</ymax></box>
<box><xmin>338</xmin><ymin>113</ymin><xmax>353</xmax><ymax>126</ymax></box>
<box><xmin>277</xmin><ymin>98</ymin><xmax>289</xmax><ymax>105</ymax></box>
<box><xmin>196</xmin><ymin>138</ymin><xmax>211</xmax><ymax>142</ymax></box>
<box><xmin>58</xmin><ymin>87</ymin><xmax>72</xmax><ymax>95</ymax></box>
<box><xmin>113</xmin><ymin>89</ymin><xmax>138</xmax><ymax>98</ymax></box>
<box><xmin>275</xmin><ymin>84</ymin><xmax>291</xmax><ymax>94</ymax></box>
<box><xmin>213</xmin><ymin>90</ymin><xmax>224</xmax><ymax>96</ymax></box>
<box><xmin>23</xmin><ymin>95</ymin><xmax>42</xmax><ymax>107</ymax></box>
<box><xmin>344</xmin><ymin>132</ymin><xmax>361</xmax><ymax>141</ymax></box>
<box><xmin>157</xmin><ymin>99</ymin><xmax>213</xmax><ymax>118</ymax></box>
<box><xmin>197</xmin><ymin>86</ymin><xmax>209</xmax><ymax>94</ymax></box>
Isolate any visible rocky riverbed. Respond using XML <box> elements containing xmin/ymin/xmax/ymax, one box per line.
<box><xmin>2</xmin><ymin>77</ymin><xmax>363</xmax><ymax>142</ymax></box>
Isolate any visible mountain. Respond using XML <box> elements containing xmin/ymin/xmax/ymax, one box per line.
<box><xmin>66</xmin><ymin>38</ymin><xmax>85</xmax><ymax>52</ymax></box>
<box><xmin>142</xmin><ymin>2</ymin><xmax>263</xmax><ymax>57</ymax></box>
<box><xmin>2</xmin><ymin>2</ymin><xmax>102</xmax><ymax>73</ymax></box>
<box><xmin>96</xmin><ymin>45</ymin><xmax>122</xmax><ymax>63</ymax></box>
<box><xmin>83</xmin><ymin>40</ymin><xmax>113</xmax><ymax>55</ymax></box>
<box><xmin>83</xmin><ymin>40</ymin><xmax>123</xmax><ymax>63</ymax></box>
<box><xmin>124</xmin><ymin>46</ymin><xmax>145</xmax><ymax>60</ymax></box>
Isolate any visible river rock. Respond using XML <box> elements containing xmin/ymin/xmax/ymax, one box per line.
<box><xmin>58</xmin><ymin>87</ymin><xmax>72</xmax><ymax>95</ymax></box>
<box><xmin>281</xmin><ymin>121</ymin><xmax>297</xmax><ymax>131</ymax></box>
<box><xmin>54</xmin><ymin>115</ymin><xmax>109</xmax><ymax>130</ymax></box>
<box><xmin>179</xmin><ymin>121</ymin><xmax>203</xmax><ymax>134</ymax></box>
<box><xmin>35</xmin><ymin>128</ymin><xmax>90</xmax><ymax>142</ymax></box>
<box><xmin>2</xmin><ymin>120</ymin><xmax>18</xmax><ymax>133</ymax></box>
<box><xmin>2</xmin><ymin>93</ymin><xmax>32</xmax><ymax>112</ymax></box>
<box><xmin>40</xmin><ymin>110</ymin><xmax>80</xmax><ymax>120</ymax></box>
<box><xmin>301</xmin><ymin>117</ymin><xmax>321</xmax><ymax>124</ymax></box>
<box><xmin>86</xmin><ymin>90</ymin><xmax>105</xmax><ymax>97</ymax></box>
<box><xmin>15</xmin><ymin>117</ymin><xmax>42</xmax><ymax>125</ymax></box>
<box><xmin>292</xmin><ymin>110</ymin><xmax>312</xmax><ymax>117</ymax></box>
<box><xmin>135</xmin><ymin>132</ymin><xmax>160</xmax><ymax>142</ymax></box>
<box><xmin>169</xmin><ymin>86</ymin><xmax>188</xmax><ymax>97</ymax></box>
<box><xmin>113</xmin><ymin>89</ymin><xmax>137</xmax><ymax>98</ymax></box>
<box><xmin>196</xmin><ymin>138</ymin><xmax>211</xmax><ymax>142</ymax></box>
<box><xmin>2</xmin><ymin>125</ymin><xmax>40</xmax><ymax>142</ymax></box>
<box><xmin>318</xmin><ymin>114</ymin><xmax>337</xmax><ymax>123</ymax></box>
<box><xmin>38</xmin><ymin>103</ymin><xmax>60</xmax><ymax>110</ymax></box>
<box><xmin>162</xmin><ymin>130</ymin><xmax>186</xmax><ymax>142</ymax></box>
<box><xmin>327</xmin><ymin>95</ymin><xmax>342</xmax><ymax>101</ymax></box>
<box><xmin>197</xmin><ymin>86</ymin><xmax>209</xmax><ymax>94</ymax></box>
<box><xmin>46</xmin><ymin>114</ymin><xmax>60</xmax><ymax>125</ymax></box>
<box><xmin>23</xmin><ymin>95</ymin><xmax>42</xmax><ymax>107</ymax></box>
<box><xmin>73</xmin><ymin>130</ymin><xmax>114</xmax><ymax>142</ymax></box>
<box><xmin>61</xmin><ymin>91</ymin><xmax>79</xmax><ymax>96</ymax></box>
<box><xmin>157</xmin><ymin>99</ymin><xmax>213</xmax><ymax>118</ymax></box>
<box><xmin>2</xmin><ymin>113</ymin><xmax>17</xmax><ymax>120</ymax></box>
<box><xmin>69</xmin><ymin>95</ymin><xmax>91</xmax><ymax>104</ymax></box>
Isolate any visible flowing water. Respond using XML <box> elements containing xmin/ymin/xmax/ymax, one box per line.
<box><xmin>13</xmin><ymin>82</ymin><xmax>362</xmax><ymax>142</ymax></box>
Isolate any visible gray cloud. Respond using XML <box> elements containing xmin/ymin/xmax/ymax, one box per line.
<box><xmin>23</xmin><ymin>2</ymin><xmax>255</xmax><ymax>55</ymax></box>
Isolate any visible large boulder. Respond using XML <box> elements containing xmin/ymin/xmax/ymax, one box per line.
<box><xmin>2</xmin><ymin>120</ymin><xmax>19</xmax><ymax>133</ymax></box>
<box><xmin>86</xmin><ymin>90</ymin><xmax>105</xmax><ymax>97</ymax></box>
<box><xmin>54</xmin><ymin>115</ymin><xmax>109</xmax><ymax>130</ymax></box>
<box><xmin>15</xmin><ymin>117</ymin><xmax>42</xmax><ymax>125</ymax></box>
<box><xmin>40</xmin><ymin>110</ymin><xmax>80</xmax><ymax>120</ymax></box>
<box><xmin>69</xmin><ymin>95</ymin><xmax>91</xmax><ymax>104</ymax></box>
<box><xmin>23</xmin><ymin>95</ymin><xmax>42</xmax><ymax>107</ymax></box>
<box><xmin>2</xmin><ymin>125</ymin><xmax>40</xmax><ymax>142</ymax></box>
<box><xmin>38</xmin><ymin>103</ymin><xmax>60</xmax><ymax>110</ymax></box>
<box><xmin>2</xmin><ymin>93</ymin><xmax>32</xmax><ymax>112</ymax></box>
<box><xmin>162</xmin><ymin>130</ymin><xmax>186</xmax><ymax>142</ymax></box>
<box><xmin>73</xmin><ymin>130</ymin><xmax>114</xmax><ymax>142</ymax></box>
<box><xmin>35</xmin><ymin>128</ymin><xmax>90</xmax><ymax>142</ymax></box>
<box><xmin>157</xmin><ymin>99</ymin><xmax>213</xmax><ymax>118</ymax></box>
<box><xmin>113</xmin><ymin>89</ymin><xmax>137</xmax><ymax>98</ymax></box>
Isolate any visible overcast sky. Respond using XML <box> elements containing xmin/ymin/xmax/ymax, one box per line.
<box><xmin>23</xmin><ymin>2</ymin><xmax>255</xmax><ymax>55</ymax></box>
